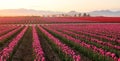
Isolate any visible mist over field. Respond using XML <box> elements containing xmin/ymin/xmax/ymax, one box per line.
<box><xmin>0</xmin><ymin>9</ymin><xmax>120</xmax><ymax>17</ymax></box>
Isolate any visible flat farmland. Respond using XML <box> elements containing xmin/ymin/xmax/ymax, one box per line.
<box><xmin>0</xmin><ymin>17</ymin><xmax>120</xmax><ymax>61</ymax></box>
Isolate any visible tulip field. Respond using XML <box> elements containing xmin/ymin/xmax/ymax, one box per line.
<box><xmin>0</xmin><ymin>17</ymin><xmax>120</xmax><ymax>24</ymax></box>
<box><xmin>0</xmin><ymin>17</ymin><xmax>120</xmax><ymax>61</ymax></box>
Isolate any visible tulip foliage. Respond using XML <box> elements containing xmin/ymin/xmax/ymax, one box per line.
<box><xmin>0</xmin><ymin>23</ymin><xmax>120</xmax><ymax>61</ymax></box>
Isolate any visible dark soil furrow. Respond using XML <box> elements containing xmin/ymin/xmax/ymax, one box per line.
<box><xmin>12</xmin><ymin>27</ymin><xmax>33</xmax><ymax>61</ymax></box>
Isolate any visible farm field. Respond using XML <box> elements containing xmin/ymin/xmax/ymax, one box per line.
<box><xmin>0</xmin><ymin>17</ymin><xmax>120</xmax><ymax>61</ymax></box>
<box><xmin>0</xmin><ymin>17</ymin><xmax>120</xmax><ymax>24</ymax></box>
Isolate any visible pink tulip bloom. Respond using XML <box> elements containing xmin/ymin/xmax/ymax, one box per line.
<box><xmin>0</xmin><ymin>26</ymin><xmax>28</xmax><ymax>61</ymax></box>
<box><xmin>32</xmin><ymin>26</ymin><xmax>45</xmax><ymax>61</ymax></box>
<box><xmin>118</xmin><ymin>58</ymin><xmax>120</xmax><ymax>61</ymax></box>
<box><xmin>38</xmin><ymin>25</ymin><xmax>81</xmax><ymax>61</ymax></box>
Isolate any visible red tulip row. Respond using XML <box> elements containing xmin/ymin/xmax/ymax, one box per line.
<box><xmin>0</xmin><ymin>17</ymin><xmax>94</xmax><ymax>24</ymax></box>
<box><xmin>32</xmin><ymin>26</ymin><xmax>45</xmax><ymax>61</ymax></box>
<box><xmin>1</xmin><ymin>17</ymin><xmax>120</xmax><ymax>24</ymax></box>
<box><xmin>38</xmin><ymin>25</ymin><xmax>81</xmax><ymax>61</ymax></box>
<box><xmin>43</xmin><ymin>25</ymin><xmax>120</xmax><ymax>61</ymax></box>
<box><xmin>0</xmin><ymin>26</ymin><xmax>28</xmax><ymax>61</ymax></box>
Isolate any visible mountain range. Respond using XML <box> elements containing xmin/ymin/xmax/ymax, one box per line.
<box><xmin>0</xmin><ymin>9</ymin><xmax>120</xmax><ymax>17</ymax></box>
<box><xmin>89</xmin><ymin>10</ymin><xmax>120</xmax><ymax>17</ymax></box>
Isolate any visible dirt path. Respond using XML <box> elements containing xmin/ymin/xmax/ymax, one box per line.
<box><xmin>12</xmin><ymin>27</ymin><xmax>33</xmax><ymax>61</ymax></box>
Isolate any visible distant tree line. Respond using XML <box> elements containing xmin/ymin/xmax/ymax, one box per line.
<box><xmin>41</xmin><ymin>13</ymin><xmax>90</xmax><ymax>17</ymax></box>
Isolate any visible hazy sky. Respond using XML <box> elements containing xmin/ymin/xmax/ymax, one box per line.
<box><xmin>0</xmin><ymin>0</ymin><xmax>120</xmax><ymax>12</ymax></box>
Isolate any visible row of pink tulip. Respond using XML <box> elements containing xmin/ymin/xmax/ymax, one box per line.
<box><xmin>43</xmin><ymin>25</ymin><xmax>120</xmax><ymax>61</ymax></box>
<box><xmin>32</xmin><ymin>26</ymin><xmax>45</xmax><ymax>61</ymax></box>
<box><xmin>52</xmin><ymin>27</ymin><xmax>120</xmax><ymax>59</ymax></box>
<box><xmin>46</xmin><ymin>24</ymin><xmax>120</xmax><ymax>51</ymax></box>
<box><xmin>38</xmin><ymin>25</ymin><xmax>81</xmax><ymax>61</ymax></box>
<box><xmin>53</xmin><ymin>24</ymin><xmax>120</xmax><ymax>44</ymax></box>
<box><xmin>0</xmin><ymin>26</ymin><xmax>28</xmax><ymax>61</ymax></box>
<box><xmin>73</xmin><ymin>24</ymin><xmax>119</xmax><ymax>37</ymax></box>
<box><xmin>52</xmin><ymin>25</ymin><xmax>120</xmax><ymax>51</ymax></box>
<box><xmin>76</xmin><ymin>29</ymin><xmax>120</xmax><ymax>44</ymax></box>
<box><xmin>0</xmin><ymin>26</ymin><xmax>13</xmax><ymax>31</ymax></box>
<box><xmin>76</xmin><ymin>29</ymin><xmax>119</xmax><ymax>43</ymax></box>
<box><xmin>77</xmin><ymin>24</ymin><xmax>120</xmax><ymax>40</ymax></box>
<box><xmin>0</xmin><ymin>25</ymin><xmax>13</xmax><ymax>30</ymax></box>
<box><xmin>64</xmin><ymin>24</ymin><xmax>120</xmax><ymax>43</ymax></box>
<box><xmin>81</xmin><ymin>27</ymin><xmax>119</xmax><ymax>39</ymax></box>
<box><xmin>53</xmin><ymin>26</ymin><xmax>120</xmax><ymax>51</ymax></box>
<box><xmin>0</xmin><ymin>26</ymin><xmax>23</xmax><ymax>42</ymax></box>
<box><xmin>0</xmin><ymin>26</ymin><xmax>19</xmax><ymax>36</ymax></box>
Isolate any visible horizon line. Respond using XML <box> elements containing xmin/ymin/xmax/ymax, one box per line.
<box><xmin>0</xmin><ymin>8</ymin><xmax>120</xmax><ymax>12</ymax></box>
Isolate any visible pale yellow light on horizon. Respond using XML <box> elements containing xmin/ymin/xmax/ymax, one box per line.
<box><xmin>0</xmin><ymin>0</ymin><xmax>120</xmax><ymax>12</ymax></box>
